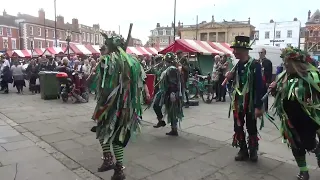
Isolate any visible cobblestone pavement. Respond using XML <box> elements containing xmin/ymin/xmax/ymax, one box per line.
<box><xmin>0</xmin><ymin>90</ymin><xmax>319</xmax><ymax>179</ymax></box>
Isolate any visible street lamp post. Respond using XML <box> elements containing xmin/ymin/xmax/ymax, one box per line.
<box><xmin>29</xmin><ymin>37</ymin><xmax>34</xmax><ymax>58</ymax></box>
<box><xmin>66</xmin><ymin>29</ymin><xmax>71</xmax><ymax>59</ymax></box>
<box><xmin>173</xmin><ymin>0</ymin><xmax>176</xmax><ymax>40</ymax></box>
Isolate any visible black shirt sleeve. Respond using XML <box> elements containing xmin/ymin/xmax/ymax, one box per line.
<box><xmin>262</xmin><ymin>59</ymin><xmax>273</xmax><ymax>84</ymax></box>
<box><xmin>253</xmin><ymin>62</ymin><xmax>264</xmax><ymax>109</ymax></box>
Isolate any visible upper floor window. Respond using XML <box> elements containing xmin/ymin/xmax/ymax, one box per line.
<box><xmin>0</xmin><ymin>27</ymin><xmax>3</xmax><ymax>36</ymax></box>
<box><xmin>287</xmin><ymin>30</ymin><xmax>292</xmax><ymax>38</ymax></box>
<box><xmin>38</xmin><ymin>41</ymin><xmax>42</xmax><ymax>48</ymax></box>
<box><xmin>29</xmin><ymin>26</ymin><xmax>33</xmax><ymax>35</ymax></box>
<box><xmin>86</xmin><ymin>33</ymin><xmax>89</xmax><ymax>42</ymax></box>
<box><xmin>52</xmin><ymin>30</ymin><xmax>55</xmax><ymax>38</ymax></box>
<box><xmin>265</xmin><ymin>31</ymin><xmax>270</xmax><ymax>39</ymax></box>
<box><xmin>45</xmin><ymin>29</ymin><xmax>49</xmax><ymax>37</ymax></box>
<box><xmin>91</xmin><ymin>34</ymin><xmax>94</xmax><ymax>43</ymax></box>
<box><xmin>59</xmin><ymin>31</ymin><xmax>63</xmax><ymax>39</ymax></box>
<box><xmin>163</xmin><ymin>29</ymin><xmax>166</xmax><ymax>36</ymax></box>
<box><xmin>30</xmin><ymin>40</ymin><xmax>34</xmax><ymax>48</ymax></box>
<box><xmin>287</xmin><ymin>43</ymin><xmax>292</xmax><ymax>47</ymax></box>
<box><xmin>37</xmin><ymin>27</ymin><xmax>41</xmax><ymax>36</ymax></box>
<box><xmin>46</xmin><ymin>41</ymin><xmax>50</xmax><ymax>47</ymax></box>
<box><xmin>6</xmin><ymin>28</ymin><xmax>12</xmax><ymax>36</ymax></box>
<box><xmin>314</xmin><ymin>31</ymin><xmax>319</xmax><ymax>37</ymax></box>
<box><xmin>310</xmin><ymin>30</ymin><xmax>314</xmax><ymax>37</ymax></box>
<box><xmin>11</xmin><ymin>39</ymin><xmax>16</xmax><ymax>49</ymax></box>
<box><xmin>171</xmin><ymin>29</ymin><xmax>174</xmax><ymax>36</ymax></box>
<box><xmin>276</xmin><ymin>31</ymin><xmax>281</xmax><ymax>38</ymax></box>
<box><xmin>154</xmin><ymin>30</ymin><xmax>158</xmax><ymax>36</ymax></box>
<box><xmin>82</xmin><ymin>32</ymin><xmax>86</xmax><ymax>41</ymax></box>
<box><xmin>59</xmin><ymin>43</ymin><xmax>62</xmax><ymax>47</ymax></box>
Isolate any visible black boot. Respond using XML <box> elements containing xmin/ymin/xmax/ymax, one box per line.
<box><xmin>248</xmin><ymin>136</ymin><xmax>259</xmax><ymax>162</ymax></box>
<box><xmin>235</xmin><ymin>143</ymin><xmax>249</xmax><ymax>161</ymax></box>
<box><xmin>98</xmin><ymin>152</ymin><xmax>115</xmax><ymax>172</ymax></box>
<box><xmin>166</xmin><ymin>127</ymin><xmax>178</xmax><ymax>136</ymax></box>
<box><xmin>297</xmin><ymin>171</ymin><xmax>310</xmax><ymax>180</ymax></box>
<box><xmin>111</xmin><ymin>162</ymin><xmax>126</xmax><ymax>180</ymax></box>
<box><xmin>153</xmin><ymin>120</ymin><xmax>166</xmax><ymax>128</ymax></box>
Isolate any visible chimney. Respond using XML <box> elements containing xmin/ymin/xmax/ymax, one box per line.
<box><xmin>308</xmin><ymin>10</ymin><xmax>311</xmax><ymax>20</ymax></box>
<box><xmin>156</xmin><ymin>23</ymin><xmax>160</xmax><ymax>28</ymax></box>
<box><xmin>248</xmin><ymin>17</ymin><xmax>251</xmax><ymax>24</ymax></box>
<box><xmin>172</xmin><ymin>21</ymin><xmax>174</xmax><ymax>27</ymax></box>
<box><xmin>57</xmin><ymin>15</ymin><xmax>64</xmax><ymax>26</ymax></box>
<box><xmin>72</xmin><ymin>18</ymin><xmax>79</xmax><ymax>30</ymax></box>
<box><xmin>3</xmin><ymin>9</ymin><xmax>7</xmax><ymax>16</ymax></box>
<box><xmin>212</xmin><ymin>15</ymin><xmax>215</xmax><ymax>22</ymax></box>
<box><xmin>93</xmin><ymin>24</ymin><xmax>100</xmax><ymax>30</ymax></box>
<box><xmin>38</xmin><ymin>8</ymin><xmax>45</xmax><ymax>20</ymax></box>
<box><xmin>178</xmin><ymin>21</ymin><xmax>181</xmax><ymax>27</ymax></box>
<box><xmin>293</xmin><ymin>17</ymin><xmax>298</xmax><ymax>21</ymax></box>
<box><xmin>270</xmin><ymin>19</ymin><xmax>274</xmax><ymax>23</ymax></box>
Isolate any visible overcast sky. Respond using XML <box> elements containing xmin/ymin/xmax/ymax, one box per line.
<box><xmin>2</xmin><ymin>0</ymin><xmax>317</xmax><ymax>43</ymax></box>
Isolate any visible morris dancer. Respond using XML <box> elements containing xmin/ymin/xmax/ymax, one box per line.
<box><xmin>268</xmin><ymin>47</ymin><xmax>320</xmax><ymax>180</ymax></box>
<box><xmin>92</xmin><ymin>34</ymin><xmax>147</xmax><ymax>180</ymax></box>
<box><xmin>152</xmin><ymin>52</ymin><xmax>183</xmax><ymax>136</ymax></box>
<box><xmin>176</xmin><ymin>50</ymin><xmax>190</xmax><ymax>108</ymax></box>
<box><xmin>225</xmin><ymin>36</ymin><xmax>264</xmax><ymax>162</ymax></box>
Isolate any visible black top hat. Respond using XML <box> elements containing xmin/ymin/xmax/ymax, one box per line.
<box><xmin>176</xmin><ymin>50</ymin><xmax>183</xmax><ymax>54</ymax></box>
<box><xmin>230</xmin><ymin>36</ymin><xmax>252</xmax><ymax>50</ymax></box>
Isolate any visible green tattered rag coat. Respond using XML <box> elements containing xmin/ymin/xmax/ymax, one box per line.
<box><xmin>92</xmin><ymin>47</ymin><xmax>144</xmax><ymax>147</ymax></box>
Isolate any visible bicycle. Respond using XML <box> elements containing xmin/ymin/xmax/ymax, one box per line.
<box><xmin>188</xmin><ymin>73</ymin><xmax>215</xmax><ymax>104</ymax></box>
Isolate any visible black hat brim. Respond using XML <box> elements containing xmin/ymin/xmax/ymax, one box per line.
<box><xmin>230</xmin><ymin>45</ymin><xmax>252</xmax><ymax>50</ymax></box>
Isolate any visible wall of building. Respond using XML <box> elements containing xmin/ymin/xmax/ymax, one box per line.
<box><xmin>256</xmin><ymin>21</ymin><xmax>301</xmax><ymax>48</ymax></box>
<box><xmin>0</xmin><ymin>25</ymin><xmax>20</xmax><ymax>50</ymax></box>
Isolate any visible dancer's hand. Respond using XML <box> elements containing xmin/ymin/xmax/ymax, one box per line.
<box><xmin>255</xmin><ymin>108</ymin><xmax>263</xmax><ymax>119</ymax></box>
<box><xmin>269</xmin><ymin>81</ymin><xmax>276</xmax><ymax>89</ymax></box>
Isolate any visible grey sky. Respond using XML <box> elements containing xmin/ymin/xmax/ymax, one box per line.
<box><xmin>2</xmin><ymin>0</ymin><xmax>317</xmax><ymax>43</ymax></box>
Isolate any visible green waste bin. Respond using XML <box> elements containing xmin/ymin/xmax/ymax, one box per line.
<box><xmin>39</xmin><ymin>71</ymin><xmax>60</xmax><ymax>100</ymax></box>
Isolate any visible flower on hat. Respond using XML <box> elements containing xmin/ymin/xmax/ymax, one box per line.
<box><xmin>280</xmin><ymin>46</ymin><xmax>312</xmax><ymax>63</ymax></box>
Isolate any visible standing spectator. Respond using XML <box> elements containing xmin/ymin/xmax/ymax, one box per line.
<box><xmin>11</xmin><ymin>60</ymin><xmax>25</xmax><ymax>94</ymax></box>
<box><xmin>216</xmin><ymin>55</ymin><xmax>228</xmax><ymax>102</ymax></box>
<box><xmin>46</xmin><ymin>57</ymin><xmax>56</xmax><ymax>71</ymax></box>
<box><xmin>26</xmin><ymin>59</ymin><xmax>40</xmax><ymax>94</ymax></box>
<box><xmin>0</xmin><ymin>57</ymin><xmax>12</xmax><ymax>93</ymax></box>
<box><xmin>259</xmin><ymin>48</ymin><xmax>273</xmax><ymax>112</ymax></box>
<box><xmin>212</xmin><ymin>55</ymin><xmax>220</xmax><ymax>99</ymax></box>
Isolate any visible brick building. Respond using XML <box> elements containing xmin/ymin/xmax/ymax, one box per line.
<box><xmin>305</xmin><ymin>9</ymin><xmax>320</xmax><ymax>55</ymax></box>
<box><xmin>0</xmin><ymin>10</ymin><xmax>20</xmax><ymax>51</ymax></box>
<box><xmin>0</xmin><ymin>9</ymin><xmax>112</xmax><ymax>52</ymax></box>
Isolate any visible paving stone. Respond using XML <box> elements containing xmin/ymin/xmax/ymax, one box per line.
<box><xmin>73</xmin><ymin>135</ymin><xmax>98</xmax><ymax>146</ymax></box>
<box><xmin>21</xmin><ymin>121</ymin><xmax>52</xmax><ymax>131</ymax></box>
<box><xmin>1</xmin><ymin>139</ymin><xmax>35</xmax><ymax>150</ymax></box>
<box><xmin>51</xmin><ymin>151</ymin><xmax>81</xmax><ymax>170</ymax></box>
<box><xmin>0</xmin><ymin>134</ymin><xmax>27</xmax><ymax>144</ymax></box>
<box><xmin>52</xmin><ymin>139</ymin><xmax>84</xmax><ymax>151</ymax></box>
<box><xmin>62</xmin><ymin>146</ymin><xmax>101</xmax><ymax>162</ymax></box>
<box><xmin>73</xmin><ymin>167</ymin><xmax>101</xmax><ymax>180</ymax></box>
<box><xmin>184</xmin><ymin>126</ymin><xmax>232</xmax><ymax>142</ymax></box>
<box><xmin>32</xmin><ymin>127</ymin><xmax>64</xmax><ymax>136</ymax></box>
<box><xmin>17</xmin><ymin>156</ymin><xmax>67</xmax><ymax>174</ymax></box>
<box><xmin>198</xmin><ymin>146</ymin><xmax>237</xmax><ymax>168</ymax></box>
<box><xmin>40</xmin><ymin>131</ymin><xmax>81</xmax><ymax>143</ymax></box>
<box><xmin>77</xmin><ymin>156</ymin><xmax>102</xmax><ymax>173</ymax></box>
<box><xmin>0</xmin><ymin>126</ymin><xmax>20</xmax><ymax>139</ymax></box>
<box><xmin>124</xmin><ymin>161</ymin><xmax>154</xmax><ymax>179</ymax></box>
<box><xmin>0</xmin><ymin>146</ymin><xmax>48</xmax><ymax>165</ymax></box>
<box><xmin>267</xmin><ymin>163</ymin><xmax>303</xmax><ymax>180</ymax></box>
<box><xmin>13</xmin><ymin>125</ymin><xmax>28</xmax><ymax>133</ymax></box>
<box><xmin>22</xmin><ymin>132</ymin><xmax>41</xmax><ymax>142</ymax></box>
<box><xmin>133</xmin><ymin>153</ymin><xmax>180</xmax><ymax>172</ymax></box>
<box><xmin>36</xmin><ymin>140</ymin><xmax>58</xmax><ymax>154</ymax></box>
<box><xmin>159</xmin><ymin>147</ymin><xmax>200</xmax><ymax>162</ymax></box>
<box><xmin>146</xmin><ymin>158</ymin><xmax>217</xmax><ymax>180</ymax></box>
<box><xmin>0</xmin><ymin>146</ymin><xmax>6</xmax><ymax>152</ymax></box>
<box><xmin>0</xmin><ymin>164</ymin><xmax>16</xmax><ymax>180</ymax></box>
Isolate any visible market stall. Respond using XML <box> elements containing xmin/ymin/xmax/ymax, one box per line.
<box><xmin>159</xmin><ymin>39</ymin><xmax>226</xmax><ymax>74</ymax></box>
<box><xmin>42</xmin><ymin>47</ymin><xmax>66</xmax><ymax>57</ymax></box>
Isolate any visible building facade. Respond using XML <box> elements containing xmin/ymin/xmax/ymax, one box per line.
<box><xmin>148</xmin><ymin>23</ymin><xmax>176</xmax><ymax>48</ymax></box>
<box><xmin>128</xmin><ymin>37</ymin><xmax>143</xmax><ymax>47</ymax></box>
<box><xmin>179</xmin><ymin>16</ymin><xmax>255</xmax><ymax>44</ymax></box>
<box><xmin>305</xmin><ymin>9</ymin><xmax>320</xmax><ymax>57</ymax></box>
<box><xmin>0</xmin><ymin>10</ymin><xmax>20</xmax><ymax>51</ymax></box>
<box><xmin>255</xmin><ymin>18</ymin><xmax>301</xmax><ymax>48</ymax></box>
<box><xmin>0</xmin><ymin>9</ymin><xmax>112</xmax><ymax>51</ymax></box>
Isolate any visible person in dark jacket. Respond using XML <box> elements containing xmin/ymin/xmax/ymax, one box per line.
<box><xmin>259</xmin><ymin>48</ymin><xmax>273</xmax><ymax>112</ymax></box>
<box><xmin>176</xmin><ymin>50</ymin><xmax>190</xmax><ymax>108</ymax></box>
<box><xmin>26</xmin><ymin>59</ymin><xmax>40</xmax><ymax>94</ymax></box>
<box><xmin>0</xmin><ymin>58</ymin><xmax>13</xmax><ymax>94</ymax></box>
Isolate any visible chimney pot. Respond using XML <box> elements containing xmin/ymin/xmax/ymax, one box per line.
<box><xmin>308</xmin><ymin>10</ymin><xmax>311</xmax><ymax>20</ymax></box>
<box><xmin>3</xmin><ymin>9</ymin><xmax>7</xmax><ymax>16</ymax></box>
<box><xmin>270</xmin><ymin>19</ymin><xmax>274</xmax><ymax>23</ymax></box>
<box><xmin>156</xmin><ymin>23</ymin><xmax>160</xmax><ymax>28</ymax></box>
